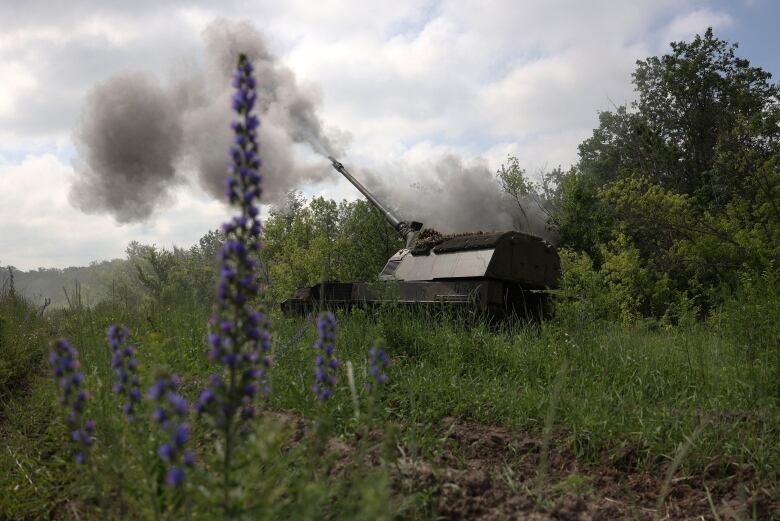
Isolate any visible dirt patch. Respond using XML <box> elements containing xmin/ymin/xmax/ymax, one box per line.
<box><xmin>400</xmin><ymin>417</ymin><xmax>778</xmax><ymax>520</ymax></box>
<box><xmin>263</xmin><ymin>411</ymin><xmax>778</xmax><ymax>520</ymax></box>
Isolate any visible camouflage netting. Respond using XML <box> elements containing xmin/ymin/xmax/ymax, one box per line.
<box><xmin>413</xmin><ymin>228</ymin><xmax>490</xmax><ymax>250</ymax></box>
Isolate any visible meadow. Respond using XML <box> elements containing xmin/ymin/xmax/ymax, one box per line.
<box><xmin>1</xmin><ymin>269</ymin><xmax>778</xmax><ymax>519</ymax></box>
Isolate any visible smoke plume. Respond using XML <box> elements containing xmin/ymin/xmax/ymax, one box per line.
<box><xmin>71</xmin><ymin>73</ymin><xmax>182</xmax><ymax>222</ymax></box>
<box><xmin>71</xmin><ymin>19</ymin><xmax>342</xmax><ymax>222</ymax></box>
<box><xmin>363</xmin><ymin>154</ymin><xmax>550</xmax><ymax>238</ymax></box>
<box><xmin>71</xmin><ymin>19</ymin><xmax>550</xmax><ymax>239</ymax></box>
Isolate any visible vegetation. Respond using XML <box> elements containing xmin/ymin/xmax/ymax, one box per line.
<box><xmin>0</xmin><ymin>260</ymin><xmax>133</xmax><ymax>309</ymax></box>
<box><xmin>1</xmin><ymin>30</ymin><xmax>779</xmax><ymax>519</ymax></box>
<box><xmin>2</xmin><ymin>278</ymin><xmax>778</xmax><ymax>518</ymax></box>
<box><xmin>259</xmin><ymin>192</ymin><xmax>403</xmax><ymax>301</ymax></box>
<box><xmin>539</xmin><ymin>29</ymin><xmax>778</xmax><ymax>319</ymax></box>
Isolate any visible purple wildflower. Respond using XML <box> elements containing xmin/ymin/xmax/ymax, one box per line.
<box><xmin>199</xmin><ymin>53</ymin><xmax>272</xmax><ymax>432</ymax></box>
<box><xmin>365</xmin><ymin>346</ymin><xmax>390</xmax><ymax>390</ymax></box>
<box><xmin>166</xmin><ymin>467</ymin><xmax>186</xmax><ymax>488</ymax></box>
<box><xmin>313</xmin><ymin>312</ymin><xmax>339</xmax><ymax>401</ymax></box>
<box><xmin>49</xmin><ymin>339</ymin><xmax>94</xmax><ymax>464</ymax></box>
<box><xmin>107</xmin><ymin>325</ymin><xmax>142</xmax><ymax>422</ymax></box>
<box><xmin>147</xmin><ymin>374</ymin><xmax>194</xmax><ymax>487</ymax></box>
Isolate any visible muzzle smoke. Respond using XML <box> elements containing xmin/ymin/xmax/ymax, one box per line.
<box><xmin>71</xmin><ymin>19</ymin><xmax>550</xmax><ymax>239</ymax></box>
<box><xmin>362</xmin><ymin>154</ymin><xmax>549</xmax><ymax>237</ymax></box>
<box><xmin>71</xmin><ymin>19</ymin><xmax>341</xmax><ymax>222</ymax></box>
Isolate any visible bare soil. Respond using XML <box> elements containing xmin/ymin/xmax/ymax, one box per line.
<box><xmin>402</xmin><ymin>417</ymin><xmax>777</xmax><ymax>520</ymax></box>
<box><xmin>269</xmin><ymin>412</ymin><xmax>779</xmax><ymax>520</ymax></box>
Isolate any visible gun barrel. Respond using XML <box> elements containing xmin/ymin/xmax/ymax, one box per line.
<box><xmin>328</xmin><ymin>155</ymin><xmax>402</xmax><ymax>229</ymax></box>
<box><xmin>328</xmin><ymin>156</ymin><xmax>422</xmax><ymax>247</ymax></box>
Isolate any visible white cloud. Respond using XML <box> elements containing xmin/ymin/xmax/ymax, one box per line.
<box><xmin>0</xmin><ymin>18</ymin><xmax>140</xmax><ymax>51</ymax></box>
<box><xmin>281</xmin><ymin>0</ymin><xmax>682</xmax><ymax>171</ymax></box>
<box><xmin>0</xmin><ymin>61</ymin><xmax>37</xmax><ymax>117</ymax></box>
<box><xmin>661</xmin><ymin>9</ymin><xmax>734</xmax><ymax>45</ymax></box>
<box><xmin>0</xmin><ymin>154</ymin><xmax>231</xmax><ymax>270</ymax></box>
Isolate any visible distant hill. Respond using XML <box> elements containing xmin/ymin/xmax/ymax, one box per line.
<box><xmin>0</xmin><ymin>260</ymin><xmax>131</xmax><ymax>309</ymax></box>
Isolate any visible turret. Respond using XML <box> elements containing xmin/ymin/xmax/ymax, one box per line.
<box><xmin>328</xmin><ymin>156</ymin><xmax>423</xmax><ymax>248</ymax></box>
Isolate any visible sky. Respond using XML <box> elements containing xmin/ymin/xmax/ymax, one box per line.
<box><xmin>1</xmin><ymin>0</ymin><xmax>778</xmax><ymax>270</ymax></box>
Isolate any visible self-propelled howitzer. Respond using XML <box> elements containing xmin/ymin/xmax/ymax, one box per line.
<box><xmin>281</xmin><ymin>157</ymin><xmax>561</xmax><ymax>318</ymax></box>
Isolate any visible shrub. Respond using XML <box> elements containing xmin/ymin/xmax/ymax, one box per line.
<box><xmin>716</xmin><ymin>268</ymin><xmax>780</xmax><ymax>363</ymax></box>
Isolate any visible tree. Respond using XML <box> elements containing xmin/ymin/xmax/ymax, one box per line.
<box><xmin>496</xmin><ymin>156</ymin><xmax>535</xmax><ymax>230</ymax></box>
<box><xmin>554</xmin><ymin>28</ymin><xmax>780</xmax><ymax>313</ymax></box>
<box><xmin>259</xmin><ymin>192</ymin><xmax>402</xmax><ymax>300</ymax></box>
<box><xmin>336</xmin><ymin>199</ymin><xmax>403</xmax><ymax>281</ymax></box>
<box><xmin>496</xmin><ymin>155</ymin><xmax>567</xmax><ymax>234</ymax></box>
<box><xmin>632</xmin><ymin>28</ymin><xmax>779</xmax><ymax>208</ymax></box>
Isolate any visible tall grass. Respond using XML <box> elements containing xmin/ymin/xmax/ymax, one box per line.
<box><xmin>2</xmin><ymin>273</ymin><xmax>780</xmax><ymax>519</ymax></box>
<box><xmin>0</xmin><ymin>278</ymin><xmax>50</xmax><ymax>405</ymax></box>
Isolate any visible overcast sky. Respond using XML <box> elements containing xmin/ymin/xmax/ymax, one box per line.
<box><xmin>1</xmin><ymin>0</ymin><xmax>778</xmax><ymax>270</ymax></box>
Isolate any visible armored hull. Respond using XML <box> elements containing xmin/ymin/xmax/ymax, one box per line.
<box><xmin>281</xmin><ymin>230</ymin><xmax>560</xmax><ymax>318</ymax></box>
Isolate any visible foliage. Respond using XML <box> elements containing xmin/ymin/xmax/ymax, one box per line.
<box><xmin>127</xmin><ymin>233</ymin><xmax>223</xmax><ymax>312</ymax></box>
<box><xmin>550</xmin><ymin>28</ymin><xmax>780</xmax><ymax>316</ymax></box>
<box><xmin>554</xmin><ymin>237</ymin><xmax>673</xmax><ymax>324</ymax></box>
<box><xmin>496</xmin><ymin>154</ymin><xmax>566</xmax><ymax>234</ymax></box>
<box><xmin>715</xmin><ymin>268</ymin><xmax>780</xmax><ymax>389</ymax></box>
<box><xmin>260</xmin><ymin>191</ymin><xmax>403</xmax><ymax>301</ymax></box>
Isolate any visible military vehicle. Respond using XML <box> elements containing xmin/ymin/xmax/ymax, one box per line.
<box><xmin>280</xmin><ymin>157</ymin><xmax>561</xmax><ymax>318</ymax></box>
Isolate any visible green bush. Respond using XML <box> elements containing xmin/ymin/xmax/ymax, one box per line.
<box><xmin>714</xmin><ymin>268</ymin><xmax>780</xmax><ymax>394</ymax></box>
<box><xmin>554</xmin><ymin>236</ymin><xmax>677</xmax><ymax>325</ymax></box>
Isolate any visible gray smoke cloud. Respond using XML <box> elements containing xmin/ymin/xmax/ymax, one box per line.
<box><xmin>71</xmin><ymin>19</ymin><xmax>342</xmax><ymax>222</ymax></box>
<box><xmin>363</xmin><ymin>154</ymin><xmax>551</xmax><ymax>238</ymax></box>
<box><xmin>71</xmin><ymin>18</ymin><xmax>549</xmax><ymax>239</ymax></box>
<box><xmin>71</xmin><ymin>73</ymin><xmax>183</xmax><ymax>222</ymax></box>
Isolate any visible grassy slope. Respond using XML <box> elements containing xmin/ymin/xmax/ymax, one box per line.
<box><xmin>1</xmin><ymin>294</ymin><xmax>778</xmax><ymax>519</ymax></box>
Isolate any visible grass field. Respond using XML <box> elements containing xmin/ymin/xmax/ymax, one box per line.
<box><xmin>1</xmin><ymin>280</ymin><xmax>778</xmax><ymax>520</ymax></box>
